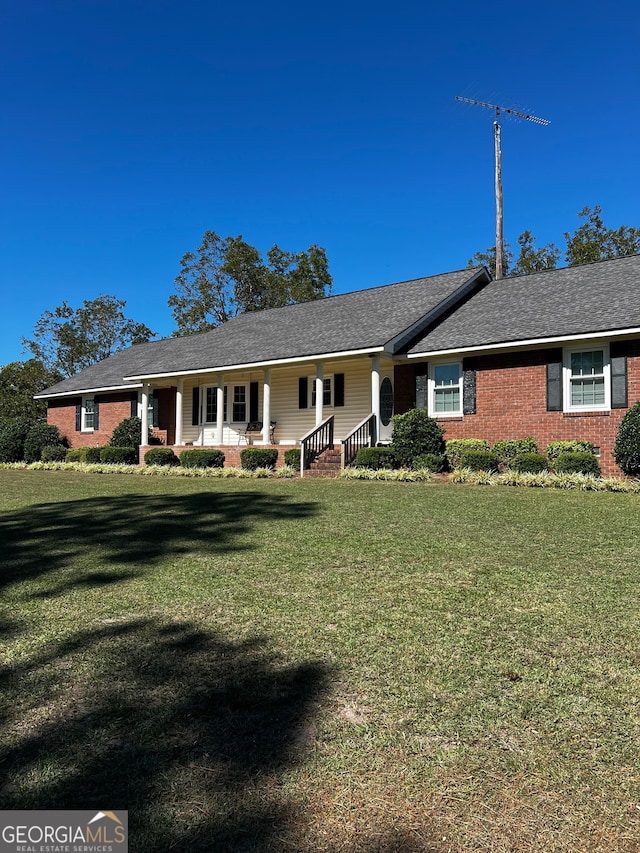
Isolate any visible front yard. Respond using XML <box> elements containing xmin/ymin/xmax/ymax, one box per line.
<box><xmin>0</xmin><ymin>470</ymin><xmax>638</xmax><ymax>851</ymax></box>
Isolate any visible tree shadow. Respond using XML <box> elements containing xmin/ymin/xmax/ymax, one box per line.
<box><xmin>0</xmin><ymin>490</ymin><xmax>318</xmax><ymax>596</ymax></box>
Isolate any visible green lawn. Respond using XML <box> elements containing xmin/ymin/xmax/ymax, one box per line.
<box><xmin>1</xmin><ymin>469</ymin><xmax>639</xmax><ymax>852</ymax></box>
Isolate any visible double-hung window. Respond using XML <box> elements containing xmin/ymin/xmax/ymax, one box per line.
<box><xmin>430</xmin><ymin>363</ymin><xmax>462</xmax><ymax>416</ymax></box>
<box><xmin>564</xmin><ymin>346</ymin><xmax>609</xmax><ymax>411</ymax></box>
<box><xmin>204</xmin><ymin>385</ymin><xmax>247</xmax><ymax>423</ymax></box>
<box><xmin>82</xmin><ymin>397</ymin><xmax>95</xmax><ymax>430</ymax></box>
<box><xmin>310</xmin><ymin>376</ymin><xmax>333</xmax><ymax>408</ymax></box>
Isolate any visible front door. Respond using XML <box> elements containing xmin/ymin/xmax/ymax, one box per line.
<box><xmin>379</xmin><ymin>374</ymin><xmax>394</xmax><ymax>442</ymax></box>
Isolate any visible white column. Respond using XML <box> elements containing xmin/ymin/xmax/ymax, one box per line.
<box><xmin>175</xmin><ymin>378</ymin><xmax>183</xmax><ymax>446</ymax></box>
<box><xmin>371</xmin><ymin>355</ymin><xmax>380</xmax><ymax>445</ymax></box>
<box><xmin>315</xmin><ymin>363</ymin><xmax>324</xmax><ymax>426</ymax></box>
<box><xmin>215</xmin><ymin>374</ymin><xmax>224</xmax><ymax>445</ymax></box>
<box><xmin>262</xmin><ymin>369</ymin><xmax>271</xmax><ymax>444</ymax></box>
<box><xmin>141</xmin><ymin>382</ymin><xmax>150</xmax><ymax>446</ymax></box>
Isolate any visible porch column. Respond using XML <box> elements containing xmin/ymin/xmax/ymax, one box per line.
<box><xmin>175</xmin><ymin>378</ymin><xmax>183</xmax><ymax>445</ymax></box>
<box><xmin>215</xmin><ymin>374</ymin><xmax>224</xmax><ymax>445</ymax></box>
<box><xmin>262</xmin><ymin>369</ymin><xmax>271</xmax><ymax>444</ymax></box>
<box><xmin>141</xmin><ymin>382</ymin><xmax>150</xmax><ymax>446</ymax></box>
<box><xmin>315</xmin><ymin>363</ymin><xmax>324</xmax><ymax>426</ymax></box>
<box><xmin>370</xmin><ymin>355</ymin><xmax>380</xmax><ymax>445</ymax></box>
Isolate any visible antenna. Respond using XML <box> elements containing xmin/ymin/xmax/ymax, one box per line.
<box><xmin>455</xmin><ymin>95</ymin><xmax>550</xmax><ymax>280</ymax></box>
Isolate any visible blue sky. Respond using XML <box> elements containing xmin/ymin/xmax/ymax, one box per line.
<box><xmin>2</xmin><ymin>0</ymin><xmax>638</xmax><ymax>367</ymax></box>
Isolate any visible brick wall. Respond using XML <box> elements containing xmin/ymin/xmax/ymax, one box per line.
<box><xmin>434</xmin><ymin>343</ymin><xmax>640</xmax><ymax>476</ymax></box>
<box><xmin>47</xmin><ymin>393</ymin><xmax>135</xmax><ymax>448</ymax></box>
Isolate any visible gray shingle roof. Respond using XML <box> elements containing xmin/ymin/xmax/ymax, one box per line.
<box><xmin>40</xmin><ymin>267</ymin><xmax>487</xmax><ymax>397</ymax></box>
<box><xmin>407</xmin><ymin>255</ymin><xmax>640</xmax><ymax>355</ymax></box>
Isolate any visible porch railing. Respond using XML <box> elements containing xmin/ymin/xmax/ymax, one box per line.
<box><xmin>341</xmin><ymin>413</ymin><xmax>376</xmax><ymax>467</ymax></box>
<box><xmin>300</xmin><ymin>415</ymin><xmax>334</xmax><ymax>477</ymax></box>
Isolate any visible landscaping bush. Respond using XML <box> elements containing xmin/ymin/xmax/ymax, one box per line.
<box><xmin>391</xmin><ymin>409</ymin><xmax>444</xmax><ymax>467</ymax></box>
<box><xmin>23</xmin><ymin>423</ymin><xmax>64</xmax><ymax>463</ymax></box>
<box><xmin>546</xmin><ymin>439</ymin><xmax>592</xmax><ymax>463</ymax></box>
<box><xmin>445</xmin><ymin>438</ymin><xmax>490</xmax><ymax>469</ymax></box>
<box><xmin>554</xmin><ymin>452</ymin><xmax>601</xmax><ymax>476</ymax></box>
<box><xmin>100</xmin><ymin>446</ymin><xmax>138</xmax><ymax>464</ymax></box>
<box><xmin>65</xmin><ymin>448</ymin><xmax>87</xmax><ymax>462</ymax></box>
<box><xmin>284</xmin><ymin>448</ymin><xmax>301</xmax><ymax>469</ymax></box>
<box><xmin>179</xmin><ymin>449</ymin><xmax>225</xmax><ymax>469</ymax></box>
<box><xmin>492</xmin><ymin>437</ymin><xmax>539</xmax><ymax>465</ymax></box>
<box><xmin>412</xmin><ymin>453</ymin><xmax>446</xmax><ymax>472</ymax></box>
<box><xmin>0</xmin><ymin>417</ymin><xmax>32</xmax><ymax>462</ymax></box>
<box><xmin>109</xmin><ymin>416</ymin><xmax>147</xmax><ymax>448</ymax></box>
<box><xmin>40</xmin><ymin>445</ymin><xmax>68</xmax><ymax>462</ymax></box>
<box><xmin>144</xmin><ymin>447</ymin><xmax>180</xmax><ymax>467</ymax></box>
<box><xmin>614</xmin><ymin>400</ymin><xmax>640</xmax><ymax>477</ymax></box>
<box><xmin>240</xmin><ymin>447</ymin><xmax>279</xmax><ymax>470</ymax></box>
<box><xmin>85</xmin><ymin>446</ymin><xmax>104</xmax><ymax>463</ymax></box>
<box><xmin>510</xmin><ymin>452</ymin><xmax>549</xmax><ymax>473</ymax></box>
<box><xmin>458</xmin><ymin>449</ymin><xmax>499</xmax><ymax>472</ymax></box>
<box><xmin>354</xmin><ymin>446</ymin><xmax>396</xmax><ymax>470</ymax></box>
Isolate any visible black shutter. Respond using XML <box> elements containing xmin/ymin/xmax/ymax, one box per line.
<box><xmin>334</xmin><ymin>373</ymin><xmax>345</xmax><ymax>407</ymax></box>
<box><xmin>93</xmin><ymin>398</ymin><xmax>100</xmax><ymax>431</ymax></box>
<box><xmin>611</xmin><ymin>354</ymin><xmax>628</xmax><ymax>409</ymax></box>
<box><xmin>415</xmin><ymin>364</ymin><xmax>428</xmax><ymax>410</ymax></box>
<box><xmin>192</xmin><ymin>387</ymin><xmax>200</xmax><ymax>426</ymax></box>
<box><xmin>151</xmin><ymin>392</ymin><xmax>159</xmax><ymax>427</ymax></box>
<box><xmin>462</xmin><ymin>361</ymin><xmax>476</xmax><ymax>415</ymax></box>
<box><xmin>75</xmin><ymin>401</ymin><xmax>81</xmax><ymax>431</ymax></box>
<box><xmin>249</xmin><ymin>381</ymin><xmax>259</xmax><ymax>422</ymax></box>
<box><xmin>130</xmin><ymin>391</ymin><xmax>138</xmax><ymax>418</ymax></box>
<box><xmin>546</xmin><ymin>351</ymin><xmax>563</xmax><ymax>411</ymax></box>
<box><xmin>298</xmin><ymin>377</ymin><xmax>308</xmax><ymax>409</ymax></box>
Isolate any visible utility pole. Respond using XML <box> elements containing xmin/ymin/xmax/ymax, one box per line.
<box><xmin>455</xmin><ymin>96</ymin><xmax>550</xmax><ymax>280</ymax></box>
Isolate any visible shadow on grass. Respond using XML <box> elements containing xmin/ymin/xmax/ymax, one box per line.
<box><xmin>0</xmin><ymin>490</ymin><xmax>318</xmax><ymax>595</ymax></box>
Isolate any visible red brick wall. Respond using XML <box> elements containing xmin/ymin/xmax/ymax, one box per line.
<box><xmin>47</xmin><ymin>393</ymin><xmax>135</xmax><ymax>448</ymax></box>
<box><xmin>434</xmin><ymin>343</ymin><xmax>640</xmax><ymax>476</ymax></box>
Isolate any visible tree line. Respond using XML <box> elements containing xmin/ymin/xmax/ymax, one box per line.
<box><xmin>3</xmin><ymin>207</ymin><xmax>639</xmax><ymax>419</ymax></box>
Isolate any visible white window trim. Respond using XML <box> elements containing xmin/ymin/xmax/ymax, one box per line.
<box><xmin>203</xmin><ymin>383</ymin><xmax>249</xmax><ymax>424</ymax></box>
<box><xmin>81</xmin><ymin>396</ymin><xmax>95</xmax><ymax>432</ymax></box>
<box><xmin>309</xmin><ymin>374</ymin><xmax>333</xmax><ymax>409</ymax></box>
<box><xmin>428</xmin><ymin>361</ymin><xmax>463</xmax><ymax>417</ymax></box>
<box><xmin>563</xmin><ymin>344</ymin><xmax>610</xmax><ymax>412</ymax></box>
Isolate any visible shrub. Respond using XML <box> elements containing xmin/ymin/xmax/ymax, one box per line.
<box><xmin>546</xmin><ymin>439</ymin><xmax>592</xmax><ymax>463</ymax></box>
<box><xmin>144</xmin><ymin>447</ymin><xmax>179</xmax><ymax>467</ymax></box>
<box><xmin>109</xmin><ymin>417</ymin><xmax>147</xmax><ymax>448</ymax></box>
<box><xmin>0</xmin><ymin>417</ymin><xmax>32</xmax><ymax>462</ymax></box>
<box><xmin>412</xmin><ymin>453</ymin><xmax>446</xmax><ymax>472</ymax></box>
<box><xmin>66</xmin><ymin>448</ymin><xmax>87</xmax><ymax>462</ymax></box>
<box><xmin>614</xmin><ymin>401</ymin><xmax>640</xmax><ymax>477</ymax></box>
<box><xmin>179</xmin><ymin>449</ymin><xmax>225</xmax><ymax>469</ymax></box>
<box><xmin>40</xmin><ymin>445</ymin><xmax>68</xmax><ymax>462</ymax></box>
<box><xmin>100</xmin><ymin>446</ymin><xmax>138</xmax><ymax>465</ymax></box>
<box><xmin>445</xmin><ymin>438</ymin><xmax>490</xmax><ymax>469</ymax></box>
<box><xmin>391</xmin><ymin>409</ymin><xmax>444</xmax><ymax>467</ymax></box>
<box><xmin>284</xmin><ymin>448</ymin><xmax>301</xmax><ymax>469</ymax></box>
<box><xmin>458</xmin><ymin>449</ymin><xmax>499</xmax><ymax>472</ymax></box>
<box><xmin>23</xmin><ymin>423</ymin><xmax>63</xmax><ymax>463</ymax></box>
<box><xmin>554</xmin><ymin>452</ymin><xmax>601</xmax><ymax>476</ymax></box>
<box><xmin>492</xmin><ymin>437</ymin><xmax>539</xmax><ymax>465</ymax></box>
<box><xmin>354</xmin><ymin>447</ymin><xmax>396</xmax><ymax>469</ymax></box>
<box><xmin>85</xmin><ymin>446</ymin><xmax>104</xmax><ymax>463</ymax></box>
<box><xmin>511</xmin><ymin>452</ymin><xmax>549</xmax><ymax>473</ymax></box>
<box><xmin>240</xmin><ymin>447</ymin><xmax>279</xmax><ymax>470</ymax></box>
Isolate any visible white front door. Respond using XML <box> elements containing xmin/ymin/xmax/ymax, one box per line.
<box><xmin>379</xmin><ymin>374</ymin><xmax>394</xmax><ymax>442</ymax></box>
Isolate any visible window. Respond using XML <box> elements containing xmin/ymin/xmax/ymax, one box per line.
<box><xmin>430</xmin><ymin>363</ymin><xmax>462</xmax><ymax>416</ymax></box>
<box><xmin>564</xmin><ymin>346</ymin><xmax>609</xmax><ymax>411</ymax></box>
<box><xmin>203</xmin><ymin>385</ymin><xmax>250</xmax><ymax>423</ymax></box>
<box><xmin>310</xmin><ymin>376</ymin><xmax>333</xmax><ymax>408</ymax></box>
<box><xmin>232</xmin><ymin>385</ymin><xmax>246</xmax><ymax>422</ymax></box>
<box><xmin>82</xmin><ymin>397</ymin><xmax>95</xmax><ymax>430</ymax></box>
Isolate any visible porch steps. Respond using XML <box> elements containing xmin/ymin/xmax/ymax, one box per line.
<box><xmin>306</xmin><ymin>448</ymin><xmax>342</xmax><ymax>478</ymax></box>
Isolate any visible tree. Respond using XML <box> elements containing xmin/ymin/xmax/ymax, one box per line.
<box><xmin>168</xmin><ymin>231</ymin><xmax>333</xmax><ymax>336</ymax></box>
<box><xmin>466</xmin><ymin>243</ymin><xmax>514</xmax><ymax>278</ymax></box>
<box><xmin>564</xmin><ymin>205</ymin><xmax>640</xmax><ymax>266</ymax></box>
<box><xmin>22</xmin><ymin>295</ymin><xmax>156</xmax><ymax>378</ymax></box>
<box><xmin>0</xmin><ymin>359</ymin><xmax>61</xmax><ymax>421</ymax></box>
<box><xmin>511</xmin><ymin>230</ymin><xmax>560</xmax><ymax>276</ymax></box>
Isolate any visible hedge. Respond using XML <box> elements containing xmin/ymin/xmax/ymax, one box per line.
<box><xmin>240</xmin><ymin>447</ymin><xmax>279</xmax><ymax>470</ymax></box>
<box><xmin>445</xmin><ymin>438</ymin><xmax>490</xmax><ymax>469</ymax></box>
<box><xmin>179</xmin><ymin>449</ymin><xmax>225</xmax><ymax>469</ymax></box>
<box><xmin>283</xmin><ymin>448</ymin><xmax>301</xmax><ymax>469</ymax></box>
<box><xmin>391</xmin><ymin>409</ymin><xmax>444</xmax><ymax>467</ymax></box>
<box><xmin>144</xmin><ymin>447</ymin><xmax>179</xmax><ymax>466</ymax></box>
<box><xmin>554</xmin><ymin>452</ymin><xmax>601</xmax><ymax>477</ymax></box>
<box><xmin>458</xmin><ymin>449</ymin><xmax>499</xmax><ymax>472</ymax></box>
<box><xmin>510</xmin><ymin>452</ymin><xmax>549</xmax><ymax>474</ymax></box>
<box><xmin>354</xmin><ymin>447</ymin><xmax>396</xmax><ymax>470</ymax></box>
<box><xmin>100</xmin><ymin>446</ymin><xmax>138</xmax><ymax>465</ymax></box>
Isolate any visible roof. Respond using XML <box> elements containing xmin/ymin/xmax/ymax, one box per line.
<box><xmin>407</xmin><ymin>254</ymin><xmax>640</xmax><ymax>356</ymax></box>
<box><xmin>39</xmin><ymin>267</ymin><xmax>489</xmax><ymax>397</ymax></box>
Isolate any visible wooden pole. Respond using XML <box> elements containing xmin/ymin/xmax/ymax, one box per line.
<box><xmin>494</xmin><ymin>117</ymin><xmax>504</xmax><ymax>280</ymax></box>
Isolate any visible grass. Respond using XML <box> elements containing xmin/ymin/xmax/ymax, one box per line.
<box><xmin>1</xmin><ymin>469</ymin><xmax>639</xmax><ymax>852</ymax></box>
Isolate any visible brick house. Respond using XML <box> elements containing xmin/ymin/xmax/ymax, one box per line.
<box><xmin>37</xmin><ymin>255</ymin><xmax>640</xmax><ymax>475</ymax></box>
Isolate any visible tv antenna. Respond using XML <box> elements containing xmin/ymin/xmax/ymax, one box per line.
<box><xmin>455</xmin><ymin>96</ymin><xmax>550</xmax><ymax>279</ymax></box>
